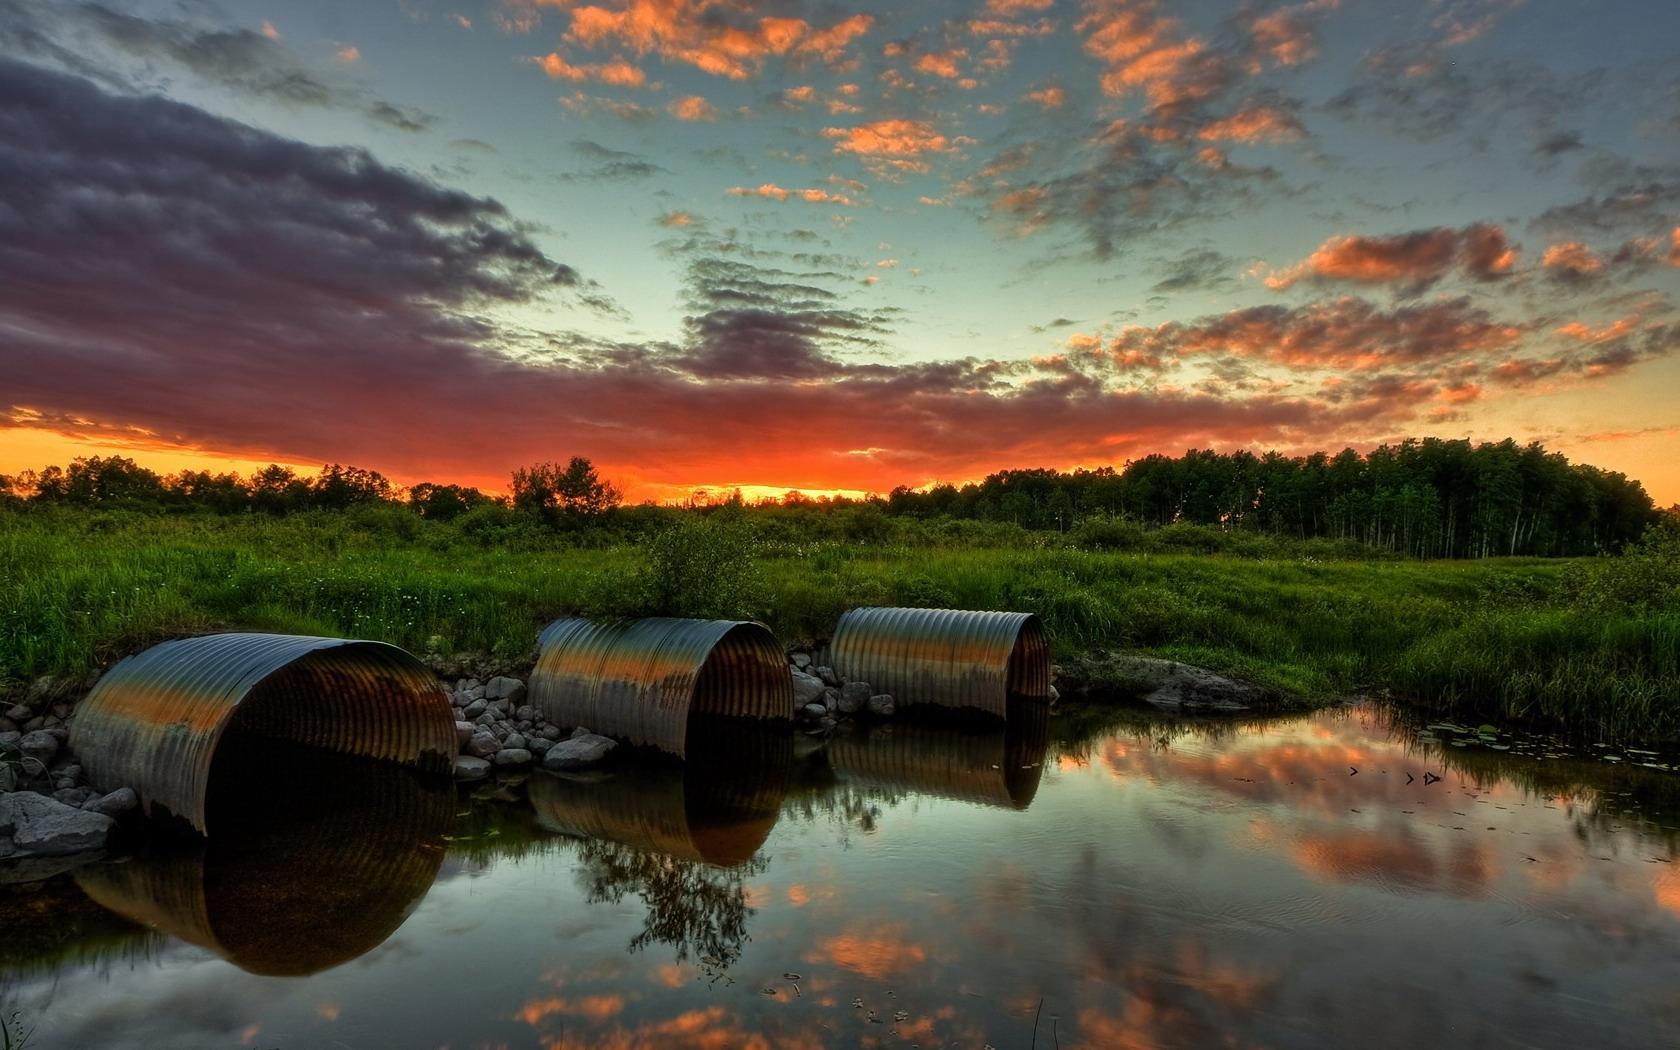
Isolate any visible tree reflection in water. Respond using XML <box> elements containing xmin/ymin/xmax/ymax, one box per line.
<box><xmin>532</xmin><ymin>718</ymin><xmax>793</xmax><ymax>969</ymax></box>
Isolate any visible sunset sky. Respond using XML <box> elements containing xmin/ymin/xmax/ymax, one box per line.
<box><xmin>2</xmin><ymin>0</ymin><xmax>1678</xmax><ymax>502</ymax></box>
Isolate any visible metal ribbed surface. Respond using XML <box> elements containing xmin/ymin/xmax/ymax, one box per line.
<box><xmin>77</xmin><ymin>741</ymin><xmax>453</xmax><ymax>976</ymax></box>
<box><xmin>529</xmin><ymin>617</ymin><xmax>794</xmax><ymax>757</ymax></box>
<box><xmin>529</xmin><ymin>720</ymin><xmax>792</xmax><ymax>867</ymax></box>
<box><xmin>828</xmin><ymin>607</ymin><xmax>1053</xmax><ymax>716</ymax></box>
<box><xmin>73</xmin><ymin>633</ymin><xmax>457</xmax><ymax>834</ymax></box>
<box><xmin>823</xmin><ymin>698</ymin><xmax>1051</xmax><ymax>810</ymax></box>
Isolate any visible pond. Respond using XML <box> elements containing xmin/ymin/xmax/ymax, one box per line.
<box><xmin>5</xmin><ymin>700</ymin><xmax>1680</xmax><ymax>1049</ymax></box>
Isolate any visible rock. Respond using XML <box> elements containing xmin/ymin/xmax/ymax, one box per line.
<box><xmin>820</xmin><ymin>715</ymin><xmax>838</xmax><ymax>730</ymax></box>
<box><xmin>82</xmin><ymin>787</ymin><xmax>138</xmax><ymax>818</ymax></box>
<box><xmin>0</xmin><ymin>792</ymin><xmax>113</xmax><ymax>856</ymax></box>
<box><xmin>0</xmin><ymin>718</ymin><xmax>15</xmax><ymax>735</ymax></box>
<box><xmin>539</xmin><ymin>724</ymin><xmax>563</xmax><ymax>741</ymax></box>
<box><xmin>821</xmin><ymin>688</ymin><xmax>840</xmax><ymax>712</ymax></box>
<box><xmin>543</xmin><ymin>734</ymin><xmax>617</xmax><ymax>772</ymax></box>
<box><xmin>515</xmin><ymin>705</ymin><xmax>538</xmax><ymax>723</ymax></box>
<box><xmin>838</xmin><ymin>682</ymin><xmax>871</xmax><ymax>715</ymax></box>
<box><xmin>3</xmin><ymin>704</ymin><xmax>29</xmax><ymax>723</ymax></box>
<box><xmin>58</xmin><ymin>764</ymin><xmax>82</xmax><ymax>784</ymax></box>
<box><xmin>489</xmin><ymin>699</ymin><xmax>511</xmax><ymax>718</ymax></box>
<box><xmin>570</xmin><ymin>726</ymin><xmax>592</xmax><ymax>739</ymax></box>
<box><xmin>466</xmin><ymin>731</ymin><xmax>500</xmax><ymax>758</ymax></box>
<box><xmin>0</xmin><ymin>730</ymin><xmax>20</xmax><ymax>749</ymax></box>
<box><xmin>18</xmin><ymin>730</ymin><xmax>58</xmax><ymax>763</ymax></box>
<box><xmin>1076</xmin><ymin>655</ymin><xmax>1263</xmax><ymax>712</ymax></box>
<box><xmin>867</xmin><ymin>694</ymin><xmax>896</xmax><ymax>718</ymax></box>
<box><xmin>53</xmin><ymin>787</ymin><xmax>97</xmax><ymax>808</ymax></box>
<box><xmin>791</xmin><ymin>670</ymin><xmax>827</xmax><ymax>706</ymax></box>
<box><xmin>453</xmin><ymin>756</ymin><xmax>492</xmax><ymax>780</ymax></box>
<box><xmin>527</xmin><ymin>735</ymin><xmax>555</xmax><ymax>755</ymax></box>
<box><xmin>801</xmin><ymin>702</ymin><xmax>828</xmax><ymax>720</ymax></box>
<box><xmin>504</xmin><ymin>732</ymin><xmax>528</xmax><ymax>751</ymax></box>
<box><xmin>0</xmin><ymin>765</ymin><xmax>14</xmax><ymax>793</ymax></box>
<box><xmin>816</xmin><ymin>666</ymin><xmax>841</xmax><ymax>687</ymax></box>
<box><xmin>493</xmin><ymin>748</ymin><xmax>533</xmax><ymax>767</ymax></box>
<box><xmin>473</xmin><ymin>712</ymin><xmax>496</xmax><ymax>730</ymax></box>
<box><xmin>790</xmin><ymin>652</ymin><xmax>812</xmax><ymax>670</ymax></box>
<box><xmin>462</xmin><ymin>698</ymin><xmax>488</xmax><ymax>720</ymax></box>
<box><xmin>486</xmin><ymin>677</ymin><xmax>527</xmax><ymax>703</ymax></box>
<box><xmin>455</xmin><ymin>721</ymin><xmax>476</xmax><ymax>749</ymax></box>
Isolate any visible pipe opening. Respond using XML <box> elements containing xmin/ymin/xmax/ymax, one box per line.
<box><xmin>688</xmin><ymin>623</ymin><xmax>793</xmax><ymax>722</ymax></box>
<box><xmin>1006</xmin><ymin>617</ymin><xmax>1053</xmax><ymax>698</ymax></box>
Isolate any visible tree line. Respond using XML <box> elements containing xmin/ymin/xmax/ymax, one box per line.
<box><xmin>0</xmin><ymin>438</ymin><xmax>1664</xmax><ymax>557</ymax></box>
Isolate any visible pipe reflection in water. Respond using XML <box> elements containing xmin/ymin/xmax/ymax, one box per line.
<box><xmin>76</xmin><ymin>738</ymin><xmax>453</xmax><ymax>976</ymax></box>
<box><xmin>823</xmin><ymin>697</ymin><xmax>1051</xmax><ymax>810</ymax></box>
<box><xmin>529</xmin><ymin>719</ymin><xmax>793</xmax><ymax>967</ymax></box>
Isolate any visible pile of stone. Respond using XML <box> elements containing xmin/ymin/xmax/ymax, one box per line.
<box><xmin>3</xmin><ymin>683</ymin><xmax>137</xmax><ymax>864</ymax></box>
<box><xmin>786</xmin><ymin>650</ymin><xmax>895</xmax><ymax>734</ymax></box>
<box><xmin>446</xmin><ymin>675</ymin><xmax>616</xmax><ymax>780</ymax></box>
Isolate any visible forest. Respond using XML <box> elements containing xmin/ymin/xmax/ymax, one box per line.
<box><xmin>2</xmin><ymin>437</ymin><xmax>1663</xmax><ymax>559</ymax></box>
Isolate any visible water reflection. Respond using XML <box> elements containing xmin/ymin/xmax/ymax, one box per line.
<box><xmin>821</xmin><ymin>695</ymin><xmax>1051</xmax><ymax>809</ymax></box>
<box><xmin>77</xmin><ymin>739</ymin><xmax>451</xmax><ymax>976</ymax></box>
<box><xmin>11</xmin><ymin>701</ymin><xmax>1680</xmax><ymax>1050</ymax></box>
<box><xmin>530</xmin><ymin>719</ymin><xmax>792</xmax><ymax>968</ymax></box>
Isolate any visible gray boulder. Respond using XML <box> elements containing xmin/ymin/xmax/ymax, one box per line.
<box><xmin>527</xmin><ymin>735</ymin><xmax>555</xmax><ymax>755</ymax></box>
<box><xmin>821</xmin><ymin>688</ymin><xmax>840</xmax><ymax>712</ymax></box>
<box><xmin>816</xmin><ymin>666</ymin><xmax>841</xmax><ymax>687</ymax></box>
<box><xmin>801</xmin><ymin>702</ymin><xmax>828</xmax><ymax>720</ymax></box>
<box><xmin>82</xmin><ymin>788</ymin><xmax>138</xmax><ymax>818</ymax></box>
<box><xmin>838</xmin><ymin>681</ymin><xmax>872</xmax><ymax>715</ymax></box>
<box><xmin>486</xmin><ymin>676</ymin><xmax>527</xmax><ymax>702</ymax></box>
<box><xmin>453</xmin><ymin>755</ymin><xmax>491</xmax><ymax>780</ymax></box>
<box><xmin>790</xmin><ymin>670</ymin><xmax>827</xmax><ymax>706</ymax></box>
<box><xmin>504</xmin><ymin>732</ymin><xmax>528</xmax><ymax>751</ymax></box>
<box><xmin>466</xmin><ymin>731</ymin><xmax>500</xmax><ymax>758</ymax></box>
<box><xmin>542</xmin><ymin>733</ymin><xmax>618</xmax><ymax>772</ymax></box>
<box><xmin>461</xmin><ymin>698</ymin><xmax>489</xmax><ymax>720</ymax></box>
<box><xmin>455</xmin><ymin>721</ymin><xmax>476</xmax><ymax>749</ymax></box>
<box><xmin>538</xmin><ymin>724</ymin><xmax>563</xmax><ymax>741</ymax></box>
<box><xmin>0</xmin><ymin>792</ymin><xmax>113</xmax><ymax>856</ymax></box>
<box><xmin>867</xmin><ymin>694</ymin><xmax>896</xmax><ymax>718</ymax></box>
<box><xmin>515</xmin><ymin>705</ymin><xmax>538</xmax><ymax>723</ymax></box>
<box><xmin>790</xmin><ymin>652</ymin><xmax>812</xmax><ymax>670</ymax></box>
<box><xmin>18</xmin><ymin>730</ymin><xmax>58</xmax><ymax>763</ymax></box>
<box><xmin>1110</xmin><ymin>656</ymin><xmax>1262</xmax><ymax>712</ymax></box>
<box><xmin>493</xmin><ymin>748</ymin><xmax>533</xmax><ymax>767</ymax></box>
<box><xmin>4</xmin><ymin>704</ymin><xmax>31</xmax><ymax>723</ymax></box>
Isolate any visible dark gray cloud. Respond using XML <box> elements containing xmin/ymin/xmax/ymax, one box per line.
<box><xmin>1150</xmin><ymin>248</ymin><xmax>1238</xmax><ymax>294</ymax></box>
<box><xmin>0</xmin><ymin>0</ymin><xmax>439</xmax><ymax>132</ymax></box>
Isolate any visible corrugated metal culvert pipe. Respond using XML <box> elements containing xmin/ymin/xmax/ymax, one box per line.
<box><xmin>529</xmin><ymin>617</ymin><xmax>794</xmax><ymax>757</ymax></box>
<box><xmin>73</xmin><ymin>633</ymin><xmax>457</xmax><ymax>835</ymax></box>
<box><xmin>828</xmin><ymin>607</ymin><xmax>1053</xmax><ymax>717</ymax></box>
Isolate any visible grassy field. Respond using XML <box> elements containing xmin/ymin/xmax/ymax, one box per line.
<box><xmin>1</xmin><ymin>508</ymin><xmax>1675</xmax><ymax>743</ymax></box>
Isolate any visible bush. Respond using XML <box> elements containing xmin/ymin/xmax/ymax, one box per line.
<box><xmin>1069</xmin><ymin>515</ymin><xmax>1148</xmax><ymax>551</ymax></box>
<box><xmin>631</xmin><ymin>514</ymin><xmax>765</xmax><ymax>620</ymax></box>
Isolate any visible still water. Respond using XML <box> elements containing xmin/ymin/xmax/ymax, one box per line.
<box><xmin>6</xmin><ymin>701</ymin><xmax>1680</xmax><ymax>1049</ymax></box>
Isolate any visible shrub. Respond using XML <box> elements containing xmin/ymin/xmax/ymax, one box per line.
<box><xmin>632</xmin><ymin>514</ymin><xmax>765</xmax><ymax>621</ymax></box>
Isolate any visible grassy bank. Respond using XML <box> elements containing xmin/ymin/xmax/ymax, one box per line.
<box><xmin>1</xmin><ymin>509</ymin><xmax>1675</xmax><ymax>743</ymax></box>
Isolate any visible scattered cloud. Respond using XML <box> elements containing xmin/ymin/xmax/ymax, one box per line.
<box><xmin>667</xmin><ymin>94</ymin><xmax>716</xmax><ymax>121</ymax></box>
<box><xmin>532</xmin><ymin>53</ymin><xmax>648</xmax><ymax>87</ymax></box>
<box><xmin>1263</xmin><ymin>224</ymin><xmax>1515</xmax><ymax>292</ymax></box>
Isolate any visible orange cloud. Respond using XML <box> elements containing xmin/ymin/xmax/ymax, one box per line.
<box><xmin>1267</xmin><ymin>224</ymin><xmax>1515</xmax><ymax>290</ymax></box>
<box><xmin>1542</xmin><ymin>241</ymin><xmax>1605</xmax><ymax>281</ymax></box>
<box><xmin>336</xmin><ymin>44</ymin><xmax>361</xmax><ymax>63</ymax></box>
<box><xmin>985</xmin><ymin>0</ymin><xmax>1053</xmax><ymax>13</ymax></box>
<box><xmin>564</xmin><ymin>1</ymin><xmax>873</xmax><ymax>80</ymax></box>
<box><xmin>666</xmin><ymin>94</ymin><xmax>715</xmax><ymax>120</ymax></box>
<box><xmin>824</xmin><ymin>118</ymin><xmax>950</xmax><ymax>159</ymax></box>
<box><xmin>656</xmin><ymin>210</ymin><xmax>695</xmax><ymax>227</ymax></box>
<box><xmin>913</xmin><ymin>49</ymin><xmax>966</xmax><ymax>79</ymax></box>
<box><xmin>1196</xmin><ymin>97</ymin><xmax>1304</xmax><ymax>143</ymax></box>
<box><xmin>728</xmin><ymin>183</ymin><xmax>854</xmax><ymax>205</ymax></box>
<box><xmin>534</xmin><ymin>53</ymin><xmax>648</xmax><ymax>87</ymax></box>
<box><xmin>1076</xmin><ymin>0</ymin><xmax>1221</xmax><ymax>108</ymax></box>
<box><xmin>517</xmin><ymin>994</ymin><xmax>627</xmax><ymax>1025</ymax></box>
<box><xmin>1025</xmin><ymin>84</ymin><xmax>1066</xmax><ymax>109</ymax></box>
<box><xmin>1246</xmin><ymin>0</ymin><xmax>1338</xmax><ymax>68</ymax></box>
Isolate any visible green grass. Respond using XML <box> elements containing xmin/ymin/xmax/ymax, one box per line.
<box><xmin>1</xmin><ymin>508</ymin><xmax>1675</xmax><ymax>744</ymax></box>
